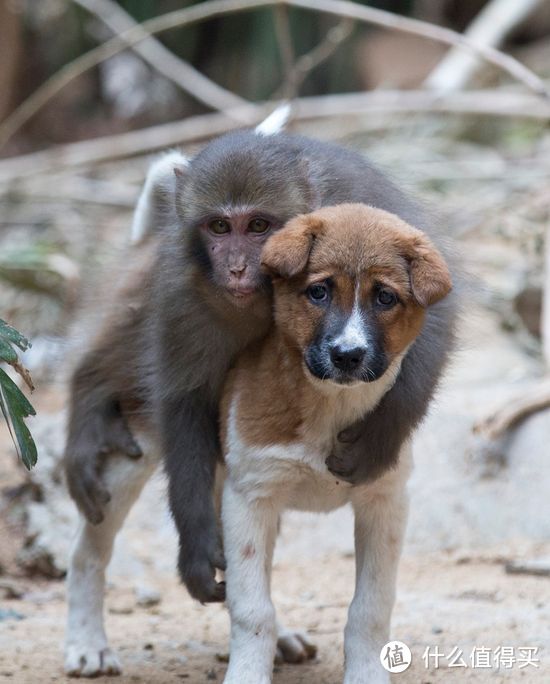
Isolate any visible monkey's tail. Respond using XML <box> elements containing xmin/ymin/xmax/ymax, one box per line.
<box><xmin>254</xmin><ymin>102</ymin><xmax>291</xmax><ymax>137</ymax></box>
<box><xmin>131</xmin><ymin>150</ymin><xmax>189</xmax><ymax>245</ymax></box>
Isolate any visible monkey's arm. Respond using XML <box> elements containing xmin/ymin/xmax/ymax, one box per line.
<box><xmin>65</xmin><ymin>349</ymin><xmax>143</xmax><ymax>524</ymax></box>
<box><xmin>326</xmin><ymin>303</ymin><xmax>454</xmax><ymax>484</ymax></box>
<box><xmin>162</xmin><ymin>389</ymin><xmax>226</xmax><ymax>603</ymax></box>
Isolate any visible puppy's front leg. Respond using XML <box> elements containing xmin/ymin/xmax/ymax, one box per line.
<box><xmin>222</xmin><ymin>480</ymin><xmax>279</xmax><ymax>684</ymax></box>
<box><xmin>344</xmin><ymin>463</ymin><xmax>410</xmax><ymax>684</ymax></box>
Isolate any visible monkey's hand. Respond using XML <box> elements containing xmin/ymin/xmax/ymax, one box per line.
<box><xmin>325</xmin><ymin>422</ymin><xmax>366</xmax><ymax>484</ymax></box>
<box><xmin>65</xmin><ymin>407</ymin><xmax>142</xmax><ymax>525</ymax></box>
<box><xmin>178</xmin><ymin>520</ymin><xmax>226</xmax><ymax>604</ymax></box>
<box><xmin>326</xmin><ymin>385</ymin><xmax>407</xmax><ymax>485</ymax></box>
<box><xmin>326</xmin><ymin>319</ymin><xmax>450</xmax><ymax>485</ymax></box>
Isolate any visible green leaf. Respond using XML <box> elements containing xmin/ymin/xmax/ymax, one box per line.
<box><xmin>0</xmin><ymin>339</ymin><xmax>18</xmax><ymax>364</ymax></box>
<box><xmin>0</xmin><ymin>319</ymin><xmax>32</xmax><ymax>352</ymax></box>
<box><xmin>0</xmin><ymin>367</ymin><xmax>37</xmax><ymax>470</ymax></box>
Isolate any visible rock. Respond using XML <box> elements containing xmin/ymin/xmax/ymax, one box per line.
<box><xmin>109</xmin><ymin>602</ymin><xmax>134</xmax><ymax>615</ymax></box>
<box><xmin>505</xmin><ymin>557</ymin><xmax>550</xmax><ymax>577</ymax></box>
<box><xmin>0</xmin><ymin>579</ymin><xmax>24</xmax><ymax>599</ymax></box>
<box><xmin>135</xmin><ymin>585</ymin><xmax>162</xmax><ymax>607</ymax></box>
<box><xmin>514</xmin><ymin>286</ymin><xmax>542</xmax><ymax>338</ymax></box>
<box><xmin>0</xmin><ymin>609</ymin><xmax>25</xmax><ymax>622</ymax></box>
<box><xmin>16</xmin><ymin>411</ymin><xmax>76</xmax><ymax>578</ymax></box>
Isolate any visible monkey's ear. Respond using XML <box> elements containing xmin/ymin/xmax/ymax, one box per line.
<box><xmin>261</xmin><ymin>215</ymin><xmax>324</xmax><ymax>279</ymax></box>
<box><xmin>402</xmin><ymin>229</ymin><xmax>452</xmax><ymax>307</ymax></box>
<box><xmin>173</xmin><ymin>164</ymin><xmax>188</xmax><ymax>179</ymax></box>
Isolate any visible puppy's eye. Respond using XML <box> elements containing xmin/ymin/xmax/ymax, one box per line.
<box><xmin>209</xmin><ymin>219</ymin><xmax>230</xmax><ymax>235</ymax></box>
<box><xmin>248</xmin><ymin>218</ymin><xmax>270</xmax><ymax>234</ymax></box>
<box><xmin>307</xmin><ymin>283</ymin><xmax>329</xmax><ymax>304</ymax></box>
<box><xmin>377</xmin><ymin>288</ymin><xmax>397</xmax><ymax>308</ymax></box>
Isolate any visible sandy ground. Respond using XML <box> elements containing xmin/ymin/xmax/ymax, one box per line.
<box><xmin>2</xmin><ymin>302</ymin><xmax>550</xmax><ymax>683</ymax></box>
<box><xmin>1</xmin><ymin>543</ymin><xmax>549</xmax><ymax>683</ymax></box>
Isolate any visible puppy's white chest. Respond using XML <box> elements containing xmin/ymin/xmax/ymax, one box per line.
<box><xmin>227</xmin><ymin>440</ymin><xmax>351</xmax><ymax>512</ymax></box>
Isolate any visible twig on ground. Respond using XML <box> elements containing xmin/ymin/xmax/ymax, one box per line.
<box><xmin>425</xmin><ymin>0</ymin><xmax>547</xmax><ymax>92</ymax></box>
<box><xmin>1</xmin><ymin>89</ymin><xmax>550</xmax><ymax>183</ymax></box>
<box><xmin>73</xmin><ymin>0</ymin><xmax>249</xmax><ymax>113</ymax></box>
<box><xmin>473</xmin><ymin>378</ymin><xmax>550</xmax><ymax>441</ymax></box>
<box><xmin>0</xmin><ymin>0</ymin><xmax>547</xmax><ymax>151</ymax></box>
<box><xmin>543</xmin><ymin>225</ymin><xmax>550</xmax><ymax>367</ymax></box>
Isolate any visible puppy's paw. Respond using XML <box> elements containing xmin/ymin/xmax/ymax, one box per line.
<box><xmin>275</xmin><ymin>629</ymin><xmax>317</xmax><ymax>664</ymax></box>
<box><xmin>64</xmin><ymin>644</ymin><xmax>122</xmax><ymax>677</ymax></box>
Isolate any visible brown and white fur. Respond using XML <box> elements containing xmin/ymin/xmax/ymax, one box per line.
<box><xmin>220</xmin><ymin>204</ymin><xmax>452</xmax><ymax>684</ymax></box>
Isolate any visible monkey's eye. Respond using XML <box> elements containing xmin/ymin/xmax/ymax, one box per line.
<box><xmin>248</xmin><ymin>218</ymin><xmax>270</xmax><ymax>234</ymax></box>
<box><xmin>209</xmin><ymin>219</ymin><xmax>231</xmax><ymax>235</ymax></box>
<box><xmin>307</xmin><ymin>283</ymin><xmax>329</xmax><ymax>304</ymax></box>
<box><xmin>376</xmin><ymin>288</ymin><xmax>398</xmax><ymax>308</ymax></box>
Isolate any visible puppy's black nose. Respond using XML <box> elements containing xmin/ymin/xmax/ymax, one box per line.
<box><xmin>330</xmin><ymin>345</ymin><xmax>366</xmax><ymax>372</ymax></box>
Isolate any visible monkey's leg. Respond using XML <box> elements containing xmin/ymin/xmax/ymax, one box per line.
<box><xmin>65</xmin><ymin>346</ymin><xmax>144</xmax><ymax>525</ymax></box>
<box><xmin>64</xmin><ymin>443</ymin><xmax>158</xmax><ymax>677</ymax></box>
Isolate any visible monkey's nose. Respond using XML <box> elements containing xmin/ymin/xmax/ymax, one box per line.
<box><xmin>330</xmin><ymin>345</ymin><xmax>366</xmax><ymax>372</ymax></box>
<box><xmin>230</xmin><ymin>264</ymin><xmax>247</xmax><ymax>276</ymax></box>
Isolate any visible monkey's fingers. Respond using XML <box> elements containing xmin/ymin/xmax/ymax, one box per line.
<box><xmin>212</xmin><ymin>547</ymin><xmax>226</xmax><ymax>572</ymax></box>
<box><xmin>179</xmin><ymin>552</ymin><xmax>226</xmax><ymax>603</ymax></box>
<box><xmin>66</xmin><ymin>460</ymin><xmax>111</xmax><ymax>525</ymax></box>
<box><xmin>102</xmin><ymin>417</ymin><xmax>143</xmax><ymax>459</ymax></box>
<box><xmin>337</xmin><ymin>423</ymin><xmax>363</xmax><ymax>444</ymax></box>
<box><xmin>325</xmin><ymin>453</ymin><xmax>357</xmax><ymax>483</ymax></box>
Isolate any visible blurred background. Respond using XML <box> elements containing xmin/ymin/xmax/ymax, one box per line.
<box><xmin>0</xmin><ymin>1</ymin><xmax>549</xmax><ymax>682</ymax></box>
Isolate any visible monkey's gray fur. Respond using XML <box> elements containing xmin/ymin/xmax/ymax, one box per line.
<box><xmin>65</xmin><ymin>130</ymin><xmax>457</xmax><ymax>603</ymax></box>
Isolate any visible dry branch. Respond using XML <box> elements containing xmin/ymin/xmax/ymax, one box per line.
<box><xmin>1</xmin><ymin>89</ymin><xmax>549</xmax><ymax>183</ymax></box>
<box><xmin>473</xmin><ymin>378</ymin><xmax>550</xmax><ymax>441</ymax></box>
<box><xmin>0</xmin><ymin>0</ymin><xmax>547</xmax><ymax>151</ymax></box>
<box><xmin>73</xmin><ymin>0</ymin><xmax>249</xmax><ymax>112</ymax></box>
<box><xmin>543</xmin><ymin>225</ymin><xmax>550</xmax><ymax>368</ymax></box>
<box><xmin>289</xmin><ymin>0</ymin><xmax>548</xmax><ymax>96</ymax></box>
<box><xmin>273</xmin><ymin>4</ymin><xmax>295</xmax><ymax>99</ymax></box>
<box><xmin>273</xmin><ymin>18</ymin><xmax>354</xmax><ymax>100</ymax></box>
<box><xmin>425</xmin><ymin>0</ymin><xmax>547</xmax><ymax>92</ymax></box>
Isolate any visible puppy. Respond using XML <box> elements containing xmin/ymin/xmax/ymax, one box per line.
<box><xmin>220</xmin><ymin>204</ymin><xmax>452</xmax><ymax>684</ymax></box>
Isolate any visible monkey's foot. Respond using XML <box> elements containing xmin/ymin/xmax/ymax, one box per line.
<box><xmin>64</xmin><ymin>642</ymin><xmax>122</xmax><ymax>677</ymax></box>
<box><xmin>275</xmin><ymin>628</ymin><xmax>317</xmax><ymax>664</ymax></box>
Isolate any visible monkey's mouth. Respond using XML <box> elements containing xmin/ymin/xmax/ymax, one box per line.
<box><xmin>226</xmin><ymin>286</ymin><xmax>257</xmax><ymax>301</ymax></box>
<box><xmin>228</xmin><ymin>285</ymin><xmax>256</xmax><ymax>296</ymax></box>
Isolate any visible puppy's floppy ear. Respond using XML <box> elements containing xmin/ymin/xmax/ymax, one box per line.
<box><xmin>261</xmin><ymin>214</ymin><xmax>324</xmax><ymax>279</ymax></box>
<box><xmin>402</xmin><ymin>228</ymin><xmax>452</xmax><ymax>307</ymax></box>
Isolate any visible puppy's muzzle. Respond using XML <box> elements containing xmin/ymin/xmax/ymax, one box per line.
<box><xmin>329</xmin><ymin>343</ymin><xmax>366</xmax><ymax>373</ymax></box>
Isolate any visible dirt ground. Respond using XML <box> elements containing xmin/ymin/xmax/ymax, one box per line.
<box><xmin>1</xmin><ymin>544</ymin><xmax>549</xmax><ymax>683</ymax></box>
<box><xmin>1</xmin><ymin>422</ymin><xmax>549</xmax><ymax>684</ymax></box>
<box><xmin>1</xmin><ymin>309</ymin><xmax>550</xmax><ymax>683</ymax></box>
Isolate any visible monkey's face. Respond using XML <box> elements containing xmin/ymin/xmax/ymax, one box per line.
<box><xmin>195</xmin><ymin>212</ymin><xmax>282</xmax><ymax>306</ymax></box>
<box><xmin>174</xmin><ymin>131</ymin><xmax>316</xmax><ymax>308</ymax></box>
<box><xmin>261</xmin><ymin>204</ymin><xmax>452</xmax><ymax>386</ymax></box>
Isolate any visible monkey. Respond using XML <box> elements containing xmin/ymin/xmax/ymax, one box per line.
<box><xmin>65</xmin><ymin>127</ymin><xmax>456</xmax><ymax>627</ymax></box>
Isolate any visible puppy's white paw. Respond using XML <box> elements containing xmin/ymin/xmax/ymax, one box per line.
<box><xmin>275</xmin><ymin>629</ymin><xmax>317</xmax><ymax>664</ymax></box>
<box><xmin>64</xmin><ymin>643</ymin><xmax>122</xmax><ymax>677</ymax></box>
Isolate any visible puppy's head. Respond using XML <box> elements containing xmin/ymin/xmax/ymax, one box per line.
<box><xmin>261</xmin><ymin>203</ymin><xmax>452</xmax><ymax>386</ymax></box>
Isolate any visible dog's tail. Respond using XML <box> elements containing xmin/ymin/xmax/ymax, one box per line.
<box><xmin>130</xmin><ymin>150</ymin><xmax>188</xmax><ymax>246</ymax></box>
